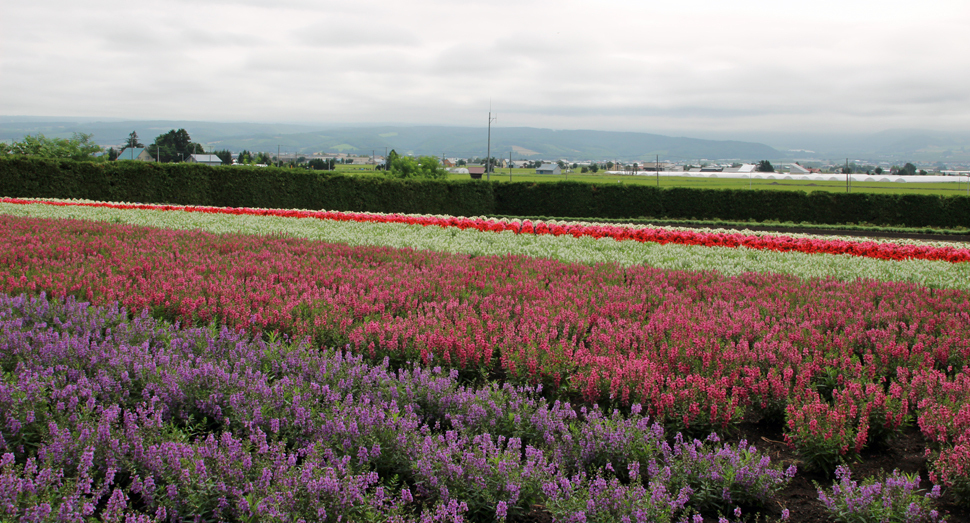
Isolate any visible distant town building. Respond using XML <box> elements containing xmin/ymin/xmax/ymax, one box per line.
<box><xmin>788</xmin><ymin>164</ymin><xmax>811</xmax><ymax>175</ymax></box>
<box><xmin>186</xmin><ymin>154</ymin><xmax>223</xmax><ymax>166</ymax></box>
<box><xmin>536</xmin><ymin>163</ymin><xmax>561</xmax><ymax>175</ymax></box>
<box><xmin>116</xmin><ymin>147</ymin><xmax>154</xmax><ymax>162</ymax></box>
<box><xmin>723</xmin><ymin>164</ymin><xmax>757</xmax><ymax>173</ymax></box>
<box><xmin>640</xmin><ymin>162</ymin><xmax>671</xmax><ymax>171</ymax></box>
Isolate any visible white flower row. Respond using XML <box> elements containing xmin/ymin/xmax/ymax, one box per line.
<box><xmin>2</xmin><ymin>200</ymin><xmax>968</xmax><ymax>291</ymax></box>
<box><xmin>6</xmin><ymin>196</ymin><xmax>968</xmax><ymax>249</ymax></box>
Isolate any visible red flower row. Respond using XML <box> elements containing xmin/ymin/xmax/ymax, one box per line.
<box><xmin>3</xmin><ymin>198</ymin><xmax>967</xmax><ymax>263</ymax></box>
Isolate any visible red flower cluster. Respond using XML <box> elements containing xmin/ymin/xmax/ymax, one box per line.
<box><xmin>2</xmin><ymin>198</ymin><xmax>967</xmax><ymax>263</ymax></box>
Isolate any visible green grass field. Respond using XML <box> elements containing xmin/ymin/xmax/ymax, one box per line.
<box><xmin>446</xmin><ymin>170</ymin><xmax>970</xmax><ymax>196</ymax></box>
<box><xmin>322</xmin><ymin>165</ymin><xmax>970</xmax><ymax>197</ymax></box>
<box><xmin>331</xmin><ymin>164</ymin><xmax>382</xmax><ymax>174</ymax></box>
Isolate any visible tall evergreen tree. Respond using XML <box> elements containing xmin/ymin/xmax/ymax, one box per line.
<box><xmin>124</xmin><ymin>131</ymin><xmax>144</xmax><ymax>149</ymax></box>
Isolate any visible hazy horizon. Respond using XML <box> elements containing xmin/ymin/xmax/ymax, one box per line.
<box><xmin>7</xmin><ymin>116</ymin><xmax>970</xmax><ymax>163</ymax></box>
<box><xmin>3</xmin><ymin>114</ymin><xmax>968</xmax><ymax>146</ymax></box>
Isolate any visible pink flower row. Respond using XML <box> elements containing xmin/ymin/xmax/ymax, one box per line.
<box><xmin>2</xmin><ymin>197</ymin><xmax>968</xmax><ymax>263</ymax></box>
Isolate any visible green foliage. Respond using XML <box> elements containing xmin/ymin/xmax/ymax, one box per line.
<box><xmin>0</xmin><ymin>157</ymin><xmax>496</xmax><ymax>216</ymax></box>
<box><xmin>147</xmin><ymin>128</ymin><xmax>205</xmax><ymax>163</ymax></box>
<box><xmin>757</xmin><ymin>160</ymin><xmax>774</xmax><ymax>173</ymax></box>
<box><xmin>0</xmin><ymin>157</ymin><xmax>969</xmax><ymax>228</ymax></box>
<box><xmin>385</xmin><ymin>149</ymin><xmax>400</xmax><ymax>171</ymax></box>
<box><xmin>255</xmin><ymin>152</ymin><xmax>272</xmax><ymax>165</ymax></box>
<box><xmin>125</xmin><ymin>131</ymin><xmax>144</xmax><ymax>149</ymax></box>
<box><xmin>388</xmin><ymin>155</ymin><xmax>447</xmax><ymax>179</ymax></box>
<box><xmin>213</xmin><ymin>149</ymin><xmax>232</xmax><ymax>166</ymax></box>
<box><xmin>307</xmin><ymin>158</ymin><xmax>336</xmax><ymax>170</ymax></box>
<box><xmin>0</xmin><ymin>133</ymin><xmax>103</xmax><ymax>161</ymax></box>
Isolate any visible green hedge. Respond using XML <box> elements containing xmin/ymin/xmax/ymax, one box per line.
<box><xmin>1</xmin><ymin>157</ymin><xmax>968</xmax><ymax>228</ymax></box>
<box><xmin>0</xmin><ymin>157</ymin><xmax>494</xmax><ymax>216</ymax></box>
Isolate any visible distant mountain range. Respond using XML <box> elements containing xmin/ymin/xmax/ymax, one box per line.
<box><xmin>2</xmin><ymin>117</ymin><xmax>968</xmax><ymax>163</ymax></box>
<box><xmin>796</xmin><ymin>130</ymin><xmax>970</xmax><ymax>163</ymax></box>
<box><xmin>0</xmin><ymin>118</ymin><xmax>781</xmax><ymax>162</ymax></box>
<box><xmin>704</xmin><ymin>129</ymin><xmax>970</xmax><ymax>164</ymax></box>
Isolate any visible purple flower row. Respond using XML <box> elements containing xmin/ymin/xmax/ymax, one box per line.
<box><xmin>0</xmin><ymin>293</ymin><xmax>793</xmax><ymax>522</ymax></box>
<box><xmin>818</xmin><ymin>466</ymin><xmax>945</xmax><ymax>522</ymax></box>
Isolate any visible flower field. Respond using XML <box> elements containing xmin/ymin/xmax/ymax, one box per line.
<box><xmin>3</xmin><ymin>198</ymin><xmax>970</xmax><ymax>291</ymax></box>
<box><xmin>3</xmin><ymin>197</ymin><xmax>969</xmax><ymax>262</ymax></box>
<box><xmin>1</xmin><ymin>199</ymin><xmax>969</xmax><ymax>521</ymax></box>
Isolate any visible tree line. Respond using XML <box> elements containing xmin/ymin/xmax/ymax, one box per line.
<box><xmin>108</xmin><ymin>130</ymin><xmax>207</xmax><ymax>163</ymax></box>
<box><xmin>2</xmin><ymin>133</ymin><xmax>936</xmax><ymax>177</ymax></box>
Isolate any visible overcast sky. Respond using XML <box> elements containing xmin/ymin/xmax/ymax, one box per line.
<box><xmin>2</xmin><ymin>0</ymin><xmax>969</xmax><ymax>136</ymax></box>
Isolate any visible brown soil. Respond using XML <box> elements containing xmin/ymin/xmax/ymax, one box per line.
<box><xmin>722</xmin><ymin>419</ymin><xmax>970</xmax><ymax>522</ymax></box>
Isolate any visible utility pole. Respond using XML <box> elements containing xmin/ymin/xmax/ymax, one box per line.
<box><xmin>846</xmin><ymin>158</ymin><xmax>850</xmax><ymax>193</ymax></box>
<box><xmin>509</xmin><ymin>152</ymin><xmax>512</xmax><ymax>181</ymax></box>
<box><xmin>277</xmin><ymin>145</ymin><xmax>281</xmax><ymax>168</ymax></box>
<box><xmin>656</xmin><ymin>154</ymin><xmax>660</xmax><ymax>187</ymax></box>
<box><xmin>486</xmin><ymin>107</ymin><xmax>496</xmax><ymax>181</ymax></box>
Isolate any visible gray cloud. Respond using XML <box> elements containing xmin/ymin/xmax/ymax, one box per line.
<box><xmin>2</xmin><ymin>0</ymin><xmax>969</xmax><ymax>135</ymax></box>
<box><xmin>295</xmin><ymin>25</ymin><xmax>421</xmax><ymax>49</ymax></box>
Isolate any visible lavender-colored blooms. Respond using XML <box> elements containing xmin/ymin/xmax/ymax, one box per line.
<box><xmin>817</xmin><ymin>465</ymin><xmax>947</xmax><ymax>523</ymax></box>
<box><xmin>0</xmin><ymin>293</ymin><xmax>795</xmax><ymax>522</ymax></box>
<box><xmin>542</xmin><ymin>462</ymin><xmax>696</xmax><ymax>523</ymax></box>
